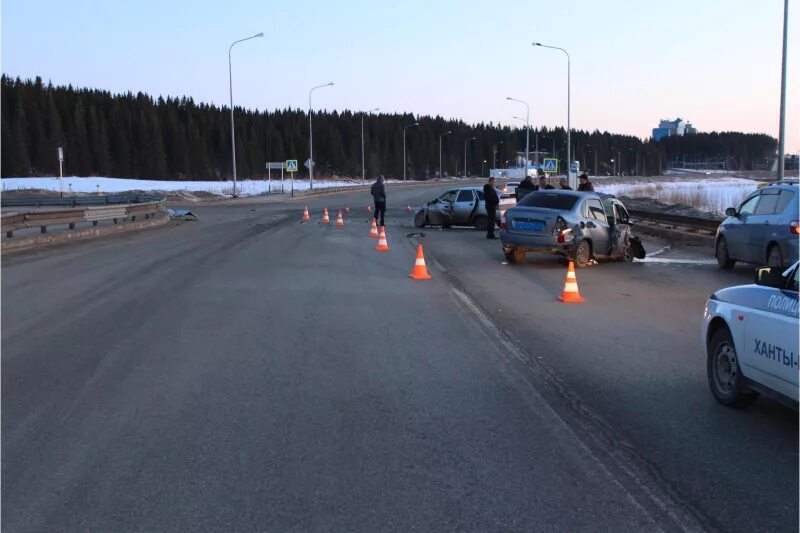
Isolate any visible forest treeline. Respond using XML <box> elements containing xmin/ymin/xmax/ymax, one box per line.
<box><xmin>1</xmin><ymin>75</ymin><xmax>778</xmax><ymax>180</ymax></box>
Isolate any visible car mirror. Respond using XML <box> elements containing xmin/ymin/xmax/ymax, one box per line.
<box><xmin>754</xmin><ymin>266</ymin><xmax>785</xmax><ymax>288</ymax></box>
<box><xmin>725</xmin><ymin>207</ymin><xmax>737</xmax><ymax>217</ymax></box>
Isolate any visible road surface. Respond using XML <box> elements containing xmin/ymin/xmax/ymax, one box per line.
<box><xmin>3</xmin><ymin>184</ymin><xmax>797</xmax><ymax>532</ymax></box>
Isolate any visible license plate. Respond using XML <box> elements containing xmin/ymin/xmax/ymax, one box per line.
<box><xmin>513</xmin><ymin>220</ymin><xmax>544</xmax><ymax>231</ymax></box>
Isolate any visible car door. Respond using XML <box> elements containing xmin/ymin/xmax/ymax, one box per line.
<box><xmin>427</xmin><ymin>190</ymin><xmax>457</xmax><ymax>226</ymax></box>
<box><xmin>452</xmin><ymin>189</ymin><xmax>477</xmax><ymax>224</ymax></box>
<box><xmin>741</xmin><ymin>264</ymin><xmax>799</xmax><ymax>402</ymax></box>
<box><xmin>747</xmin><ymin>189</ymin><xmax>781</xmax><ymax>263</ymax></box>
<box><xmin>584</xmin><ymin>198</ymin><xmax>611</xmax><ymax>256</ymax></box>
<box><xmin>726</xmin><ymin>193</ymin><xmax>761</xmax><ymax>262</ymax></box>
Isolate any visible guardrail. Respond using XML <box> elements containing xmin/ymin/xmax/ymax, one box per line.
<box><xmin>1</xmin><ymin>200</ymin><xmax>165</xmax><ymax>238</ymax></box>
<box><xmin>0</xmin><ymin>194</ymin><xmax>165</xmax><ymax>208</ymax></box>
<box><xmin>628</xmin><ymin>209</ymin><xmax>722</xmax><ymax>234</ymax></box>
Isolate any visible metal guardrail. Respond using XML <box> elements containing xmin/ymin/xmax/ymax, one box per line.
<box><xmin>1</xmin><ymin>200</ymin><xmax>165</xmax><ymax>238</ymax></box>
<box><xmin>628</xmin><ymin>209</ymin><xmax>722</xmax><ymax>234</ymax></box>
<box><xmin>0</xmin><ymin>194</ymin><xmax>165</xmax><ymax>208</ymax></box>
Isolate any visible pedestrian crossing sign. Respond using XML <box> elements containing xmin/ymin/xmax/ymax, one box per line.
<box><xmin>543</xmin><ymin>158</ymin><xmax>558</xmax><ymax>173</ymax></box>
<box><xmin>285</xmin><ymin>160</ymin><xmax>298</xmax><ymax>172</ymax></box>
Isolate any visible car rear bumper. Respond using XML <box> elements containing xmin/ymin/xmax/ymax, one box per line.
<box><xmin>499</xmin><ymin>230</ymin><xmax>573</xmax><ymax>255</ymax></box>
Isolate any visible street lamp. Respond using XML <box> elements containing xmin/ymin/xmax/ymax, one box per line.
<box><xmin>308</xmin><ymin>82</ymin><xmax>334</xmax><ymax>190</ymax></box>
<box><xmin>464</xmin><ymin>136</ymin><xmax>476</xmax><ymax>178</ymax></box>
<box><xmin>361</xmin><ymin>107</ymin><xmax>379</xmax><ymax>185</ymax></box>
<box><xmin>403</xmin><ymin>122</ymin><xmax>419</xmax><ymax>182</ymax></box>
<box><xmin>439</xmin><ymin>130</ymin><xmax>452</xmax><ymax>178</ymax></box>
<box><xmin>481</xmin><ymin>160</ymin><xmax>487</xmax><ymax>177</ymax></box>
<box><xmin>228</xmin><ymin>31</ymin><xmax>263</xmax><ymax>198</ymax></box>
<box><xmin>507</xmin><ymin>97</ymin><xmax>530</xmax><ymax>178</ymax></box>
<box><xmin>533</xmin><ymin>42</ymin><xmax>570</xmax><ymax>184</ymax></box>
<box><xmin>610</xmin><ymin>158</ymin><xmax>615</xmax><ymax>177</ymax></box>
<box><xmin>493</xmin><ymin>141</ymin><xmax>503</xmax><ymax>168</ymax></box>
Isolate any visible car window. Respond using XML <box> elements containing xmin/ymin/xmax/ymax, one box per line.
<box><xmin>587</xmin><ymin>199</ymin><xmax>607</xmax><ymax>222</ymax></box>
<box><xmin>601</xmin><ymin>198</ymin><xmax>615</xmax><ymax>218</ymax></box>
<box><xmin>615</xmin><ymin>204</ymin><xmax>630</xmax><ymax>224</ymax></box>
<box><xmin>456</xmin><ymin>190</ymin><xmax>474</xmax><ymax>203</ymax></box>
<box><xmin>476</xmin><ymin>190</ymin><xmax>485</xmax><ymax>201</ymax></box>
<box><xmin>775</xmin><ymin>190</ymin><xmax>796</xmax><ymax>214</ymax></box>
<box><xmin>790</xmin><ymin>267</ymin><xmax>798</xmax><ymax>292</ymax></box>
<box><xmin>517</xmin><ymin>192</ymin><xmax>578</xmax><ymax>210</ymax></box>
<box><xmin>439</xmin><ymin>190</ymin><xmax>458</xmax><ymax>203</ymax></box>
<box><xmin>739</xmin><ymin>194</ymin><xmax>760</xmax><ymax>215</ymax></box>
<box><xmin>754</xmin><ymin>191</ymin><xmax>780</xmax><ymax>215</ymax></box>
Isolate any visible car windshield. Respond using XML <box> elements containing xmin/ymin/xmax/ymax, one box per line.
<box><xmin>517</xmin><ymin>192</ymin><xmax>578</xmax><ymax>211</ymax></box>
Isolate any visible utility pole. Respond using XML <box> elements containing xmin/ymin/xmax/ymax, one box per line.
<box><xmin>777</xmin><ymin>0</ymin><xmax>788</xmax><ymax>180</ymax></box>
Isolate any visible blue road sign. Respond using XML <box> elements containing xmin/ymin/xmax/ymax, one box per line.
<box><xmin>286</xmin><ymin>159</ymin><xmax>298</xmax><ymax>172</ymax></box>
<box><xmin>543</xmin><ymin>158</ymin><xmax>558</xmax><ymax>173</ymax></box>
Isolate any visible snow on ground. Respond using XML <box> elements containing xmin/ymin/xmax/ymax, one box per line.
<box><xmin>0</xmin><ymin>176</ymin><xmax>380</xmax><ymax>196</ymax></box>
<box><xmin>594</xmin><ymin>177</ymin><xmax>759</xmax><ymax>214</ymax></box>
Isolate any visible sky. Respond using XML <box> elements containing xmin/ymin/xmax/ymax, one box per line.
<box><xmin>2</xmin><ymin>0</ymin><xmax>797</xmax><ymax>152</ymax></box>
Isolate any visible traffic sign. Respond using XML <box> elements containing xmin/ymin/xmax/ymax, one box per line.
<box><xmin>543</xmin><ymin>158</ymin><xmax>558</xmax><ymax>173</ymax></box>
<box><xmin>57</xmin><ymin>147</ymin><xmax>64</xmax><ymax>162</ymax></box>
<box><xmin>266</xmin><ymin>162</ymin><xmax>284</xmax><ymax>170</ymax></box>
<box><xmin>286</xmin><ymin>159</ymin><xmax>298</xmax><ymax>171</ymax></box>
<box><xmin>303</xmin><ymin>158</ymin><xmax>314</xmax><ymax>169</ymax></box>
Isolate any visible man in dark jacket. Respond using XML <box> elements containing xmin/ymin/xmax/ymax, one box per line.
<box><xmin>483</xmin><ymin>177</ymin><xmax>499</xmax><ymax>239</ymax></box>
<box><xmin>577</xmin><ymin>173</ymin><xmax>595</xmax><ymax>192</ymax></box>
<box><xmin>559</xmin><ymin>177</ymin><xmax>572</xmax><ymax>190</ymax></box>
<box><xmin>538</xmin><ymin>176</ymin><xmax>555</xmax><ymax>190</ymax></box>
<box><xmin>370</xmin><ymin>175</ymin><xmax>386</xmax><ymax>226</ymax></box>
<box><xmin>515</xmin><ymin>175</ymin><xmax>536</xmax><ymax>200</ymax></box>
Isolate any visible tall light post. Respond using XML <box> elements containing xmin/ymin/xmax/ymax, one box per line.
<box><xmin>308</xmin><ymin>82</ymin><xmax>334</xmax><ymax>190</ymax></box>
<box><xmin>439</xmin><ymin>130</ymin><xmax>452</xmax><ymax>178</ymax></box>
<box><xmin>533</xmin><ymin>42</ymin><xmax>570</xmax><ymax>183</ymax></box>
<box><xmin>464</xmin><ymin>136</ymin><xmax>476</xmax><ymax>178</ymax></box>
<box><xmin>361</xmin><ymin>107</ymin><xmax>379</xmax><ymax>185</ymax></box>
<box><xmin>228</xmin><ymin>32</ymin><xmax>263</xmax><ymax>198</ymax></box>
<box><xmin>507</xmin><ymin>97</ymin><xmax>530</xmax><ymax>178</ymax></box>
<box><xmin>492</xmin><ymin>141</ymin><xmax>503</xmax><ymax>168</ymax></box>
<box><xmin>776</xmin><ymin>0</ymin><xmax>788</xmax><ymax>180</ymax></box>
<box><xmin>403</xmin><ymin>122</ymin><xmax>419</xmax><ymax>182</ymax></box>
<box><xmin>481</xmin><ymin>160</ymin><xmax>487</xmax><ymax>177</ymax></box>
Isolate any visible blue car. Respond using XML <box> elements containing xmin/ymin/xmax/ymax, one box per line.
<box><xmin>499</xmin><ymin>190</ymin><xmax>644</xmax><ymax>267</ymax></box>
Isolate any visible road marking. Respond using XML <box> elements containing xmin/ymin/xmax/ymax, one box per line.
<box><xmin>450</xmin><ymin>287</ymin><xmax>707</xmax><ymax>533</ymax></box>
<box><xmin>635</xmin><ymin>257</ymin><xmax>717</xmax><ymax>265</ymax></box>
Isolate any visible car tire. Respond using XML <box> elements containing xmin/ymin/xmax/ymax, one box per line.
<box><xmin>715</xmin><ymin>237</ymin><xmax>735</xmax><ymax>270</ymax></box>
<box><xmin>473</xmin><ymin>216</ymin><xmax>488</xmax><ymax>231</ymax></box>
<box><xmin>414</xmin><ymin>211</ymin><xmax>426</xmax><ymax>228</ymax></box>
<box><xmin>506</xmin><ymin>248</ymin><xmax>526</xmax><ymax>264</ymax></box>
<box><xmin>767</xmin><ymin>244</ymin><xmax>783</xmax><ymax>268</ymax></box>
<box><xmin>707</xmin><ymin>327</ymin><xmax>758</xmax><ymax>408</ymax></box>
<box><xmin>574</xmin><ymin>240</ymin><xmax>591</xmax><ymax>268</ymax></box>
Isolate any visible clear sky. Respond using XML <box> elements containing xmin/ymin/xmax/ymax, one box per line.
<box><xmin>2</xmin><ymin>0</ymin><xmax>797</xmax><ymax>151</ymax></box>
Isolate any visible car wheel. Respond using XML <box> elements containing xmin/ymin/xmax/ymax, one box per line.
<box><xmin>413</xmin><ymin>211</ymin><xmax>426</xmax><ymax>228</ymax></box>
<box><xmin>707</xmin><ymin>327</ymin><xmax>758</xmax><ymax>408</ymax></box>
<box><xmin>574</xmin><ymin>240</ymin><xmax>591</xmax><ymax>268</ymax></box>
<box><xmin>715</xmin><ymin>237</ymin><xmax>735</xmax><ymax>270</ymax></box>
<box><xmin>473</xmin><ymin>215</ymin><xmax>488</xmax><ymax>231</ymax></box>
<box><xmin>767</xmin><ymin>244</ymin><xmax>783</xmax><ymax>268</ymax></box>
<box><xmin>506</xmin><ymin>248</ymin><xmax>526</xmax><ymax>264</ymax></box>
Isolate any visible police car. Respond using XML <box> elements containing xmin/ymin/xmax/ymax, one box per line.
<box><xmin>703</xmin><ymin>261</ymin><xmax>799</xmax><ymax>408</ymax></box>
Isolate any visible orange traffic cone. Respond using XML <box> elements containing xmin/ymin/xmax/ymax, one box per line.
<box><xmin>375</xmin><ymin>226</ymin><xmax>390</xmax><ymax>251</ymax></box>
<box><xmin>406</xmin><ymin>204</ymin><xmax>412</xmax><ymax>212</ymax></box>
<box><xmin>557</xmin><ymin>261</ymin><xmax>585</xmax><ymax>303</ymax></box>
<box><xmin>321</xmin><ymin>207</ymin><xmax>330</xmax><ymax>224</ymax></box>
<box><xmin>367</xmin><ymin>205</ymin><xmax>372</xmax><ymax>213</ymax></box>
<box><xmin>409</xmin><ymin>244</ymin><xmax>432</xmax><ymax>280</ymax></box>
<box><xmin>368</xmin><ymin>219</ymin><xmax>379</xmax><ymax>238</ymax></box>
<box><xmin>301</xmin><ymin>206</ymin><xmax>310</xmax><ymax>222</ymax></box>
<box><xmin>336</xmin><ymin>210</ymin><xmax>345</xmax><ymax>227</ymax></box>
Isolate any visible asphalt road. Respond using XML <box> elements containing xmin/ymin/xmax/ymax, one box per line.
<box><xmin>2</xmin><ymin>184</ymin><xmax>797</xmax><ymax>532</ymax></box>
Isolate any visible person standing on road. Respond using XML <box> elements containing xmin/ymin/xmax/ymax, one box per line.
<box><xmin>539</xmin><ymin>176</ymin><xmax>555</xmax><ymax>190</ymax></box>
<box><xmin>370</xmin><ymin>175</ymin><xmax>386</xmax><ymax>227</ymax></box>
<box><xmin>516</xmin><ymin>175</ymin><xmax>536</xmax><ymax>200</ymax></box>
<box><xmin>577</xmin><ymin>173</ymin><xmax>595</xmax><ymax>192</ymax></box>
<box><xmin>559</xmin><ymin>177</ymin><xmax>572</xmax><ymax>190</ymax></box>
<box><xmin>483</xmin><ymin>177</ymin><xmax>499</xmax><ymax>239</ymax></box>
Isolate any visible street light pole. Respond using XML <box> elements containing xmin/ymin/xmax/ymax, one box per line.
<box><xmin>228</xmin><ymin>32</ymin><xmax>263</xmax><ymax>198</ymax></box>
<box><xmin>493</xmin><ymin>141</ymin><xmax>503</xmax><ymax>168</ymax></box>
<box><xmin>308</xmin><ymin>82</ymin><xmax>334</xmax><ymax>190</ymax></box>
<box><xmin>464</xmin><ymin>137</ymin><xmax>476</xmax><ymax>178</ymax></box>
<box><xmin>777</xmin><ymin>0</ymin><xmax>788</xmax><ymax>180</ymax></box>
<box><xmin>533</xmin><ymin>43</ymin><xmax>570</xmax><ymax>183</ymax></box>
<box><xmin>361</xmin><ymin>107</ymin><xmax>379</xmax><ymax>185</ymax></box>
<box><xmin>403</xmin><ymin>122</ymin><xmax>419</xmax><ymax>182</ymax></box>
<box><xmin>482</xmin><ymin>160</ymin><xmax>487</xmax><ymax>177</ymax></box>
<box><xmin>507</xmin><ymin>97</ymin><xmax>530</xmax><ymax>178</ymax></box>
<box><xmin>439</xmin><ymin>130</ymin><xmax>452</xmax><ymax>178</ymax></box>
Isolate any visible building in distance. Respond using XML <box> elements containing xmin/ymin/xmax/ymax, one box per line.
<box><xmin>652</xmin><ymin>118</ymin><xmax>697</xmax><ymax>141</ymax></box>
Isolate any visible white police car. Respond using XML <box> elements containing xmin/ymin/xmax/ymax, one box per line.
<box><xmin>703</xmin><ymin>261</ymin><xmax>799</xmax><ymax>408</ymax></box>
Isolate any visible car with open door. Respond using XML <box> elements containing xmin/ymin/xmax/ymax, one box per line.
<box><xmin>414</xmin><ymin>187</ymin><xmax>515</xmax><ymax>231</ymax></box>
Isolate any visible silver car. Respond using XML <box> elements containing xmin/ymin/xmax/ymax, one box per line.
<box><xmin>414</xmin><ymin>187</ymin><xmax>515</xmax><ymax>231</ymax></box>
<box><xmin>499</xmin><ymin>190</ymin><xmax>644</xmax><ymax>266</ymax></box>
<box><xmin>715</xmin><ymin>181</ymin><xmax>799</xmax><ymax>269</ymax></box>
